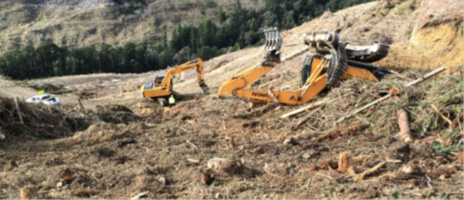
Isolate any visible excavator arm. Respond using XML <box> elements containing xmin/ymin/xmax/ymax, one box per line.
<box><xmin>160</xmin><ymin>58</ymin><xmax>209</xmax><ymax>94</ymax></box>
<box><xmin>217</xmin><ymin>28</ymin><xmax>389</xmax><ymax>105</ymax></box>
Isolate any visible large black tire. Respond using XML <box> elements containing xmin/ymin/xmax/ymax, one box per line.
<box><xmin>326</xmin><ymin>45</ymin><xmax>347</xmax><ymax>87</ymax></box>
<box><xmin>301</xmin><ymin>55</ymin><xmax>314</xmax><ymax>86</ymax></box>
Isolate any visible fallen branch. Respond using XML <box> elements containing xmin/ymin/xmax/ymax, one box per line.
<box><xmin>186</xmin><ymin>140</ymin><xmax>199</xmax><ymax>152</ymax></box>
<box><xmin>280</xmin><ymin>98</ymin><xmax>329</xmax><ymax>118</ymax></box>
<box><xmin>0</xmin><ymin>126</ymin><xmax>4</xmax><ymax>141</ymax></box>
<box><xmin>354</xmin><ymin>161</ymin><xmax>386</xmax><ymax>182</ymax></box>
<box><xmin>337</xmin><ymin>67</ymin><xmax>446</xmax><ymax>123</ymax></box>
<box><xmin>397</xmin><ymin>108</ymin><xmax>412</xmax><ymax>143</ymax></box>
<box><xmin>14</xmin><ymin>97</ymin><xmax>24</xmax><ymax>124</ymax></box>
<box><xmin>451</xmin><ymin>112</ymin><xmax>463</xmax><ymax>129</ymax></box>
<box><xmin>187</xmin><ymin>158</ymin><xmax>200</xmax><ymax>164</ymax></box>
<box><xmin>431</xmin><ymin>104</ymin><xmax>452</xmax><ymax>126</ymax></box>
<box><xmin>292</xmin><ymin>107</ymin><xmax>323</xmax><ymax>130</ymax></box>
<box><xmin>130</xmin><ymin>191</ymin><xmax>149</xmax><ymax>200</ymax></box>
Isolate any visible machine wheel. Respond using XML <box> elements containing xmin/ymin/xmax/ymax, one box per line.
<box><xmin>157</xmin><ymin>98</ymin><xmax>168</xmax><ymax>107</ymax></box>
<box><xmin>326</xmin><ymin>45</ymin><xmax>347</xmax><ymax>87</ymax></box>
<box><xmin>301</xmin><ymin>55</ymin><xmax>314</xmax><ymax>86</ymax></box>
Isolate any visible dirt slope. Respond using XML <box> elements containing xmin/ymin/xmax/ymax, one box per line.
<box><xmin>0</xmin><ymin>0</ymin><xmax>260</xmax><ymax>51</ymax></box>
<box><xmin>0</xmin><ymin>0</ymin><xmax>462</xmax><ymax>199</ymax></box>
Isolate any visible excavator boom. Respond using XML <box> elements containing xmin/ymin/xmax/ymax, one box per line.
<box><xmin>217</xmin><ymin>28</ymin><xmax>389</xmax><ymax>105</ymax></box>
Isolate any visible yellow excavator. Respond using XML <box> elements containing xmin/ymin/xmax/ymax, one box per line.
<box><xmin>141</xmin><ymin>58</ymin><xmax>209</xmax><ymax>106</ymax></box>
<box><xmin>217</xmin><ymin>28</ymin><xmax>390</xmax><ymax>105</ymax></box>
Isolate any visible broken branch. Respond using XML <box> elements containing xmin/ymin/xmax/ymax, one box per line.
<box><xmin>431</xmin><ymin>104</ymin><xmax>452</xmax><ymax>126</ymax></box>
<box><xmin>354</xmin><ymin>161</ymin><xmax>386</xmax><ymax>182</ymax></box>
<box><xmin>451</xmin><ymin>112</ymin><xmax>463</xmax><ymax>129</ymax></box>
<box><xmin>186</xmin><ymin>140</ymin><xmax>199</xmax><ymax>152</ymax></box>
<box><xmin>292</xmin><ymin>107</ymin><xmax>323</xmax><ymax>130</ymax></box>
<box><xmin>280</xmin><ymin>98</ymin><xmax>329</xmax><ymax>118</ymax></box>
<box><xmin>0</xmin><ymin>126</ymin><xmax>5</xmax><ymax>141</ymax></box>
<box><xmin>14</xmin><ymin>97</ymin><xmax>24</xmax><ymax>124</ymax></box>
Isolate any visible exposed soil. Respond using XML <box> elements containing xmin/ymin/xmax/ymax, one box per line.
<box><xmin>0</xmin><ymin>0</ymin><xmax>463</xmax><ymax>199</ymax></box>
<box><xmin>0</xmin><ymin>68</ymin><xmax>462</xmax><ymax>199</ymax></box>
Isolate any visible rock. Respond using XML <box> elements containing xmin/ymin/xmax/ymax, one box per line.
<box><xmin>6</xmin><ymin>160</ymin><xmax>17</xmax><ymax>170</ymax></box>
<box><xmin>20</xmin><ymin>185</ymin><xmax>38</xmax><ymax>199</ymax></box>
<box><xmin>158</xmin><ymin>177</ymin><xmax>166</xmax><ymax>185</ymax></box>
<box><xmin>207</xmin><ymin>157</ymin><xmax>244</xmax><ymax>176</ymax></box>
<box><xmin>302</xmin><ymin>152</ymin><xmax>311</xmax><ymax>159</ymax></box>
<box><xmin>56</xmin><ymin>181</ymin><xmax>63</xmax><ymax>188</ymax></box>
<box><xmin>283</xmin><ymin>137</ymin><xmax>298</xmax><ymax>146</ymax></box>
<box><xmin>199</xmin><ymin>169</ymin><xmax>215</xmax><ymax>185</ymax></box>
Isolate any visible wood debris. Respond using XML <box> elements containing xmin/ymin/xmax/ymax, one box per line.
<box><xmin>317</xmin><ymin>124</ymin><xmax>369</xmax><ymax>140</ymax></box>
<box><xmin>228</xmin><ymin>136</ymin><xmax>236</xmax><ymax>150</ymax></box>
<box><xmin>397</xmin><ymin>108</ymin><xmax>412</xmax><ymax>143</ymax></box>
<box><xmin>20</xmin><ymin>185</ymin><xmax>38</xmax><ymax>200</ymax></box>
<box><xmin>130</xmin><ymin>191</ymin><xmax>149</xmax><ymax>200</ymax></box>
<box><xmin>6</xmin><ymin>160</ymin><xmax>17</xmax><ymax>170</ymax></box>
<box><xmin>14</xmin><ymin>97</ymin><xmax>24</xmax><ymax>124</ymax></box>
<box><xmin>451</xmin><ymin>112</ymin><xmax>463</xmax><ymax>129</ymax></box>
<box><xmin>337</xmin><ymin>67</ymin><xmax>446</xmax><ymax>123</ymax></box>
<box><xmin>431</xmin><ymin>104</ymin><xmax>452</xmax><ymax>126</ymax></box>
<box><xmin>280</xmin><ymin>98</ymin><xmax>328</xmax><ymax>118</ymax></box>
<box><xmin>354</xmin><ymin>161</ymin><xmax>386</xmax><ymax>182</ymax></box>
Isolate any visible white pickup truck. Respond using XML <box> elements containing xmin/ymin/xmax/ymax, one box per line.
<box><xmin>26</xmin><ymin>93</ymin><xmax>61</xmax><ymax>106</ymax></box>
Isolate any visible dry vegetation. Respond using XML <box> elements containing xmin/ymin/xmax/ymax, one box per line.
<box><xmin>0</xmin><ymin>0</ymin><xmax>463</xmax><ymax>199</ymax></box>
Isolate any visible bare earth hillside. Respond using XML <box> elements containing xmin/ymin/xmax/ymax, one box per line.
<box><xmin>0</xmin><ymin>0</ymin><xmax>261</xmax><ymax>50</ymax></box>
<box><xmin>0</xmin><ymin>0</ymin><xmax>462</xmax><ymax>199</ymax></box>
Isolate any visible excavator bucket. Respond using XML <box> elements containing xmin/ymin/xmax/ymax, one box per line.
<box><xmin>200</xmin><ymin>80</ymin><xmax>210</xmax><ymax>95</ymax></box>
<box><xmin>264</xmin><ymin>28</ymin><xmax>282</xmax><ymax>53</ymax></box>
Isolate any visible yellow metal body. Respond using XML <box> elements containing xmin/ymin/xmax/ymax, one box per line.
<box><xmin>142</xmin><ymin>58</ymin><xmax>205</xmax><ymax>99</ymax></box>
<box><xmin>217</xmin><ymin>56</ymin><xmax>379</xmax><ymax>105</ymax></box>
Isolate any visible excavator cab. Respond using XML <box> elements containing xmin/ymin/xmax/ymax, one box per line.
<box><xmin>154</xmin><ymin>74</ymin><xmax>166</xmax><ymax>87</ymax></box>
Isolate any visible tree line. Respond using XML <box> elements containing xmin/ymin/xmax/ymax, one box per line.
<box><xmin>0</xmin><ymin>0</ymin><xmax>373</xmax><ymax>80</ymax></box>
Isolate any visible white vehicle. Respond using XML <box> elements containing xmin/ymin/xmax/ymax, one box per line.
<box><xmin>26</xmin><ymin>93</ymin><xmax>61</xmax><ymax>106</ymax></box>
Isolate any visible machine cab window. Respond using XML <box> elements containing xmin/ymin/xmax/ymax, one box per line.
<box><xmin>154</xmin><ymin>74</ymin><xmax>165</xmax><ymax>86</ymax></box>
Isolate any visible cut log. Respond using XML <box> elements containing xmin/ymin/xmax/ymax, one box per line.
<box><xmin>397</xmin><ymin>108</ymin><xmax>412</xmax><ymax>143</ymax></box>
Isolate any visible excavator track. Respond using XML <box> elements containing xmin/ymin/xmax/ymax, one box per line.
<box><xmin>301</xmin><ymin>54</ymin><xmax>315</xmax><ymax>86</ymax></box>
<box><xmin>344</xmin><ymin>41</ymin><xmax>390</xmax><ymax>63</ymax></box>
<box><xmin>326</xmin><ymin>45</ymin><xmax>348</xmax><ymax>87</ymax></box>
